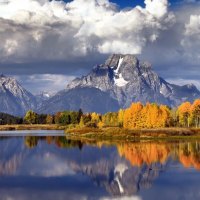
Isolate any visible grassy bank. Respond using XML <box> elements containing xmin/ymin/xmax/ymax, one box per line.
<box><xmin>1</xmin><ymin>124</ymin><xmax>200</xmax><ymax>140</ymax></box>
<box><xmin>65</xmin><ymin>127</ymin><xmax>200</xmax><ymax>141</ymax></box>
<box><xmin>0</xmin><ymin>124</ymin><xmax>66</xmax><ymax>131</ymax></box>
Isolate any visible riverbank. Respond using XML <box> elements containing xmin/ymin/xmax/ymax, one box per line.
<box><xmin>1</xmin><ymin>125</ymin><xmax>200</xmax><ymax>140</ymax></box>
<box><xmin>0</xmin><ymin>124</ymin><xmax>66</xmax><ymax>131</ymax></box>
<box><xmin>65</xmin><ymin>127</ymin><xmax>200</xmax><ymax>140</ymax></box>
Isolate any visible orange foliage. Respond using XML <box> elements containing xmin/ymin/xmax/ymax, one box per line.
<box><xmin>179</xmin><ymin>143</ymin><xmax>200</xmax><ymax>170</ymax></box>
<box><xmin>123</xmin><ymin>102</ymin><xmax>143</xmax><ymax>129</ymax></box>
<box><xmin>123</xmin><ymin>102</ymin><xmax>171</xmax><ymax>129</ymax></box>
<box><xmin>117</xmin><ymin>142</ymin><xmax>200</xmax><ymax>170</ymax></box>
<box><xmin>179</xmin><ymin>154</ymin><xmax>200</xmax><ymax>170</ymax></box>
<box><xmin>191</xmin><ymin>99</ymin><xmax>200</xmax><ymax>127</ymax></box>
<box><xmin>117</xmin><ymin>143</ymin><xmax>170</xmax><ymax>166</ymax></box>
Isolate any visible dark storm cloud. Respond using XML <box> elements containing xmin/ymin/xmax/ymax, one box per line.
<box><xmin>139</xmin><ymin>3</ymin><xmax>200</xmax><ymax>86</ymax></box>
<box><xmin>0</xmin><ymin>53</ymin><xmax>107</xmax><ymax>75</ymax></box>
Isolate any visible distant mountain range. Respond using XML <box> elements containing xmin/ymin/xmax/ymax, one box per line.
<box><xmin>38</xmin><ymin>54</ymin><xmax>200</xmax><ymax>114</ymax></box>
<box><xmin>1</xmin><ymin>54</ymin><xmax>200</xmax><ymax>116</ymax></box>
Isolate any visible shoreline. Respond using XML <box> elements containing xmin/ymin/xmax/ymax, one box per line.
<box><xmin>65</xmin><ymin>127</ymin><xmax>200</xmax><ymax>140</ymax></box>
<box><xmin>0</xmin><ymin>124</ymin><xmax>66</xmax><ymax>131</ymax></box>
<box><xmin>1</xmin><ymin>125</ymin><xmax>200</xmax><ymax>140</ymax></box>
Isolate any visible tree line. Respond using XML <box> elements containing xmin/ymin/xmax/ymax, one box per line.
<box><xmin>1</xmin><ymin>99</ymin><xmax>200</xmax><ymax>128</ymax></box>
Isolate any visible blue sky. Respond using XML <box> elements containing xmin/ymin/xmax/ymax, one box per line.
<box><xmin>111</xmin><ymin>0</ymin><xmax>145</xmax><ymax>7</ymax></box>
<box><xmin>62</xmin><ymin>0</ymin><xmax>145</xmax><ymax>7</ymax></box>
<box><xmin>63</xmin><ymin>0</ymin><xmax>196</xmax><ymax>8</ymax></box>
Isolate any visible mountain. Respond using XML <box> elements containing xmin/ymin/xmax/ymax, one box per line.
<box><xmin>35</xmin><ymin>91</ymin><xmax>53</xmax><ymax>108</ymax></box>
<box><xmin>0</xmin><ymin>74</ymin><xmax>37</xmax><ymax>116</ymax></box>
<box><xmin>39</xmin><ymin>54</ymin><xmax>200</xmax><ymax>114</ymax></box>
<box><xmin>38</xmin><ymin>87</ymin><xmax>119</xmax><ymax>114</ymax></box>
<box><xmin>36</xmin><ymin>91</ymin><xmax>52</xmax><ymax>101</ymax></box>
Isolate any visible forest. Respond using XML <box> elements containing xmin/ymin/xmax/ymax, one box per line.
<box><xmin>1</xmin><ymin>99</ymin><xmax>200</xmax><ymax>129</ymax></box>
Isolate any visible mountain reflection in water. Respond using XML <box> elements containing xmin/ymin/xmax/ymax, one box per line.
<box><xmin>0</xmin><ymin>135</ymin><xmax>200</xmax><ymax>200</ymax></box>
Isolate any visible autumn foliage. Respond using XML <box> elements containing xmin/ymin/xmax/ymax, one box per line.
<box><xmin>178</xmin><ymin>99</ymin><xmax>200</xmax><ymax>127</ymax></box>
<box><xmin>123</xmin><ymin>102</ymin><xmax>171</xmax><ymax>129</ymax></box>
<box><xmin>20</xmin><ymin>98</ymin><xmax>200</xmax><ymax>129</ymax></box>
<box><xmin>122</xmin><ymin>99</ymin><xmax>200</xmax><ymax>129</ymax></box>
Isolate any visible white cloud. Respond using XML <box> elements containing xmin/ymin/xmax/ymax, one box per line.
<box><xmin>73</xmin><ymin>0</ymin><xmax>175</xmax><ymax>54</ymax></box>
<box><xmin>0</xmin><ymin>0</ymin><xmax>175</xmax><ymax>62</ymax></box>
<box><xmin>185</xmin><ymin>14</ymin><xmax>200</xmax><ymax>36</ymax></box>
<box><xmin>178</xmin><ymin>13</ymin><xmax>200</xmax><ymax>65</ymax></box>
<box><xmin>145</xmin><ymin>0</ymin><xmax>168</xmax><ymax>18</ymax></box>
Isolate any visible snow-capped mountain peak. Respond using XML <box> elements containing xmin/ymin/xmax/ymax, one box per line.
<box><xmin>36</xmin><ymin>54</ymin><xmax>200</xmax><ymax>114</ymax></box>
<box><xmin>63</xmin><ymin>54</ymin><xmax>200</xmax><ymax>109</ymax></box>
<box><xmin>0</xmin><ymin>75</ymin><xmax>37</xmax><ymax>116</ymax></box>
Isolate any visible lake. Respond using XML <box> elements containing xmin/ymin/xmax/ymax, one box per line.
<box><xmin>0</xmin><ymin>131</ymin><xmax>200</xmax><ymax>200</ymax></box>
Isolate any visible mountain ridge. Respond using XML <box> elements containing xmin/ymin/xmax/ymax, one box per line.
<box><xmin>0</xmin><ymin>74</ymin><xmax>37</xmax><ymax>116</ymax></box>
<box><xmin>38</xmin><ymin>54</ymin><xmax>200</xmax><ymax>114</ymax></box>
<box><xmin>0</xmin><ymin>54</ymin><xmax>200</xmax><ymax>115</ymax></box>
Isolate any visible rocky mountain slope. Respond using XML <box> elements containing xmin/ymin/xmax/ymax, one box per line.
<box><xmin>39</xmin><ymin>54</ymin><xmax>200</xmax><ymax>114</ymax></box>
<box><xmin>38</xmin><ymin>87</ymin><xmax>119</xmax><ymax>114</ymax></box>
<box><xmin>0</xmin><ymin>54</ymin><xmax>199</xmax><ymax>115</ymax></box>
<box><xmin>0</xmin><ymin>74</ymin><xmax>37</xmax><ymax>116</ymax></box>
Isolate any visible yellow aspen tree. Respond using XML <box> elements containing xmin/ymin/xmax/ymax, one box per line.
<box><xmin>160</xmin><ymin>105</ymin><xmax>171</xmax><ymax>127</ymax></box>
<box><xmin>118</xmin><ymin>109</ymin><xmax>125</xmax><ymax>127</ymax></box>
<box><xmin>191</xmin><ymin>99</ymin><xmax>200</xmax><ymax>127</ymax></box>
<box><xmin>178</xmin><ymin>102</ymin><xmax>192</xmax><ymax>127</ymax></box>
<box><xmin>123</xmin><ymin>102</ymin><xmax>143</xmax><ymax>129</ymax></box>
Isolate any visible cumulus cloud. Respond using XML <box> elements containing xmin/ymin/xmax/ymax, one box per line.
<box><xmin>185</xmin><ymin>15</ymin><xmax>200</xmax><ymax>35</ymax></box>
<box><xmin>175</xmin><ymin>11</ymin><xmax>200</xmax><ymax>66</ymax></box>
<box><xmin>70</xmin><ymin>0</ymin><xmax>175</xmax><ymax>54</ymax></box>
<box><xmin>0</xmin><ymin>0</ymin><xmax>175</xmax><ymax>62</ymax></box>
<box><xmin>138</xmin><ymin>2</ymin><xmax>200</xmax><ymax>87</ymax></box>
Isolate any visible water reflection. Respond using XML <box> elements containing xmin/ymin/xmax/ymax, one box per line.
<box><xmin>0</xmin><ymin>136</ymin><xmax>200</xmax><ymax>199</ymax></box>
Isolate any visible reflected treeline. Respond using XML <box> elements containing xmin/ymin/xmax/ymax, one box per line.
<box><xmin>24</xmin><ymin>136</ymin><xmax>83</xmax><ymax>150</ymax></box>
<box><xmin>117</xmin><ymin>143</ymin><xmax>170</xmax><ymax>167</ymax></box>
<box><xmin>21</xmin><ymin>136</ymin><xmax>200</xmax><ymax>170</ymax></box>
<box><xmin>116</xmin><ymin>141</ymin><xmax>200</xmax><ymax>170</ymax></box>
<box><xmin>179</xmin><ymin>142</ymin><xmax>200</xmax><ymax>169</ymax></box>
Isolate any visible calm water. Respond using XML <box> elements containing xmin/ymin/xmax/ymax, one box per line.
<box><xmin>0</xmin><ymin>132</ymin><xmax>200</xmax><ymax>200</ymax></box>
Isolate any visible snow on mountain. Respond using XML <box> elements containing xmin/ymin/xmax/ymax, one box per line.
<box><xmin>64</xmin><ymin>54</ymin><xmax>200</xmax><ymax>109</ymax></box>
<box><xmin>113</xmin><ymin>57</ymin><xmax>129</xmax><ymax>87</ymax></box>
<box><xmin>36</xmin><ymin>91</ymin><xmax>53</xmax><ymax>101</ymax></box>
<box><xmin>0</xmin><ymin>74</ymin><xmax>37</xmax><ymax>116</ymax></box>
<box><xmin>2</xmin><ymin>54</ymin><xmax>199</xmax><ymax>115</ymax></box>
<box><xmin>38</xmin><ymin>54</ymin><xmax>200</xmax><ymax>114</ymax></box>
